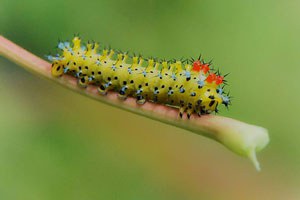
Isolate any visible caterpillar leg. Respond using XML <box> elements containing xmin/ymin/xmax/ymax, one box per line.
<box><xmin>186</xmin><ymin>109</ymin><xmax>194</xmax><ymax>119</ymax></box>
<box><xmin>186</xmin><ymin>103</ymin><xmax>194</xmax><ymax>119</ymax></box>
<box><xmin>179</xmin><ymin>106</ymin><xmax>186</xmax><ymax>118</ymax></box>
<box><xmin>97</xmin><ymin>83</ymin><xmax>110</xmax><ymax>95</ymax></box>
<box><xmin>135</xmin><ymin>89</ymin><xmax>146</xmax><ymax>104</ymax></box>
<box><xmin>78</xmin><ymin>76</ymin><xmax>89</xmax><ymax>88</ymax></box>
<box><xmin>118</xmin><ymin>86</ymin><xmax>128</xmax><ymax>100</ymax></box>
<box><xmin>197</xmin><ymin>110</ymin><xmax>202</xmax><ymax>117</ymax></box>
<box><xmin>153</xmin><ymin>95</ymin><xmax>158</xmax><ymax>103</ymax></box>
<box><xmin>136</xmin><ymin>95</ymin><xmax>146</xmax><ymax>105</ymax></box>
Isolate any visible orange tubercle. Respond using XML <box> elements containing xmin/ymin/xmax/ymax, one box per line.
<box><xmin>192</xmin><ymin>60</ymin><xmax>210</xmax><ymax>74</ymax></box>
<box><xmin>192</xmin><ymin>60</ymin><xmax>202</xmax><ymax>72</ymax></box>
<box><xmin>201</xmin><ymin>64</ymin><xmax>210</xmax><ymax>74</ymax></box>
<box><xmin>206</xmin><ymin>73</ymin><xmax>216</xmax><ymax>83</ymax></box>
<box><xmin>215</xmin><ymin>76</ymin><xmax>224</xmax><ymax>85</ymax></box>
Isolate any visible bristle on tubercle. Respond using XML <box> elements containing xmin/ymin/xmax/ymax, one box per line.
<box><xmin>48</xmin><ymin>37</ymin><xmax>231</xmax><ymax>118</ymax></box>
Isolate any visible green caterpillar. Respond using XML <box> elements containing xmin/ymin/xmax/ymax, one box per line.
<box><xmin>49</xmin><ymin>37</ymin><xmax>230</xmax><ymax>118</ymax></box>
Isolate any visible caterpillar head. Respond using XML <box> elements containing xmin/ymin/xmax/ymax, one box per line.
<box><xmin>198</xmin><ymin>85</ymin><xmax>223</xmax><ymax>113</ymax></box>
<box><xmin>196</xmin><ymin>72</ymin><xmax>230</xmax><ymax>113</ymax></box>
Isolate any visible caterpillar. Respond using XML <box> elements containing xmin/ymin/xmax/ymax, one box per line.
<box><xmin>48</xmin><ymin>37</ymin><xmax>230</xmax><ymax>119</ymax></box>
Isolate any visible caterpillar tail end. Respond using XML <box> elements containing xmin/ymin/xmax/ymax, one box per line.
<box><xmin>51</xmin><ymin>63</ymin><xmax>64</xmax><ymax>77</ymax></box>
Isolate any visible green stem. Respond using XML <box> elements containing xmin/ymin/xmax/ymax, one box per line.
<box><xmin>0</xmin><ymin>35</ymin><xmax>269</xmax><ymax>170</ymax></box>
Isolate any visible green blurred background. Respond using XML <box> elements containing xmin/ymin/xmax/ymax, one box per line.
<box><xmin>1</xmin><ymin>0</ymin><xmax>299</xmax><ymax>199</ymax></box>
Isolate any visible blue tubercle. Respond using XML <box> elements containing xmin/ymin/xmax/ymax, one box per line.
<box><xmin>185</xmin><ymin>71</ymin><xmax>191</xmax><ymax>78</ymax></box>
<box><xmin>88</xmin><ymin>76</ymin><xmax>94</xmax><ymax>81</ymax></box>
<box><xmin>221</xmin><ymin>95</ymin><xmax>230</xmax><ymax>106</ymax></box>
<box><xmin>76</xmin><ymin>71</ymin><xmax>82</xmax><ymax>77</ymax></box>
<box><xmin>136</xmin><ymin>89</ymin><xmax>143</xmax><ymax>95</ymax></box>
<box><xmin>218</xmin><ymin>87</ymin><xmax>223</xmax><ymax>94</ymax></box>
<box><xmin>64</xmin><ymin>67</ymin><xmax>69</xmax><ymax>74</ymax></box>
<box><xmin>64</xmin><ymin>42</ymin><xmax>70</xmax><ymax>48</ymax></box>
<box><xmin>171</xmin><ymin>74</ymin><xmax>177</xmax><ymax>80</ymax></box>
<box><xmin>168</xmin><ymin>90</ymin><xmax>174</xmax><ymax>95</ymax></box>
<box><xmin>58</xmin><ymin>42</ymin><xmax>65</xmax><ymax>50</ymax></box>
<box><xmin>121</xmin><ymin>86</ymin><xmax>127</xmax><ymax>92</ymax></box>
<box><xmin>197</xmin><ymin>80</ymin><xmax>205</xmax><ymax>87</ymax></box>
<box><xmin>142</xmin><ymin>71</ymin><xmax>147</xmax><ymax>76</ymax></box>
<box><xmin>47</xmin><ymin>55</ymin><xmax>54</xmax><ymax>61</ymax></box>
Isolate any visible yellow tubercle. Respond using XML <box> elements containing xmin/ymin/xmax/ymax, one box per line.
<box><xmin>162</xmin><ymin>61</ymin><xmax>168</xmax><ymax>69</ymax></box>
<box><xmin>138</xmin><ymin>57</ymin><xmax>144</xmax><ymax>65</ymax></box>
<box><xmin>175</xmin><ymin>61</ymin><xmax>183</xmax><ymax>72</ymax></box>
<box><xmin>108</xmin><ymin>49</ymin><xmax>114</xmax><ymax>58</ymax></box>
<box><xmin>132</xmin><ymin>56</ymin><xmax>138</xmax><ymax>65</ymax></box>
<box><xmin>72</xmin><ymin>37</ymin><xmax>81</xmax><ymax>51</ymax></box>
<box><xmin>92</xmin><ymin>43</ymin><xmax>99</xmax><ymax>53</ymax></box>
<box><xmin>185</xmin><ymin>64</ymin><xmax>192</xmax><ymax>71</ymax></box>
<box><xmin>147</xmin><ymin>59</ymin><xmax>155</xmax><ymax>68</ymax></box>
<box><xmin>117</xmin><ymin>53</ymin><xmax>123</xmax><ymax>61</ymax></box>
<box><xmin>154</xmin><ymin>62</ymin><xmax>160</xmax><ymax>70</ymax></box>
<box><xmin>87</xmin><ymin>43</ymin><xmax>93</xmax><ymax>51</ymax></box>
<box><xmin>100</xmin><ymin>49</ymin><xmax>108</xmax><ymax>60</ymax></box>
<box><xmin>123</xmin><ymin>54</ymin><xmax>128</xmax><ymax>62</ymax></box>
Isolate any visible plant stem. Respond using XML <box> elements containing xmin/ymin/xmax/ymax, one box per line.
<box><xmin>0</xmin><ymin>35</ymin><xmax>269</xmax><ymax>170</ymax></box>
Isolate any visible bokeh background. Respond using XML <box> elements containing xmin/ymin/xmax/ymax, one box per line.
<box><xmin>1</xmin><ymin>0</ymin><xmax>300</xmax><ymax>199</ymax></box>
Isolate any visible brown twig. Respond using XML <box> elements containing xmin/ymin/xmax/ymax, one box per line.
<box><xmin>0</xmin><ymin>35</ymin><xmax>269</xmax><ymax>170</ymax></box>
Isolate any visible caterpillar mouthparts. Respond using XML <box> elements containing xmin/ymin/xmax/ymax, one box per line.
<box><xmin>48</xmin><ymin>37</ymin><xmax>231</xmax><ymax>119</ymax></box>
